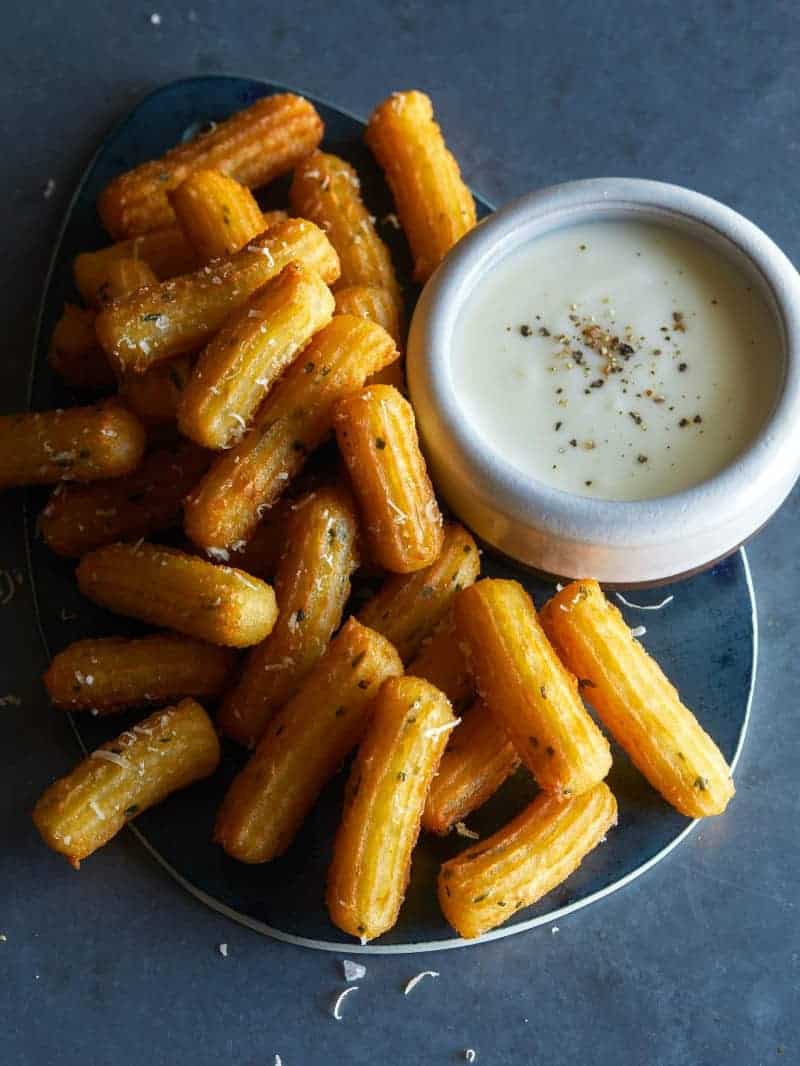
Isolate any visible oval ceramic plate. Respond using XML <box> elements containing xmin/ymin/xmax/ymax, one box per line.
<box><xmin>27</xmin><ymin>76</ymin><xmax>755</xmax><ymax>953</ymax></box>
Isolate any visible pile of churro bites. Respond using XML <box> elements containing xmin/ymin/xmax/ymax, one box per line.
<box><xmin>11</xmin><ymin>89</ymin><xmax>733</xmax><ymax>941</ymax></box>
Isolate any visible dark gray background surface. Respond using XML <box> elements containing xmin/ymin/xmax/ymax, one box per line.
<box><xmin>1</xmin><ymin>3</ymin><xmax>797</xmax><ymax>1064</ymax></box>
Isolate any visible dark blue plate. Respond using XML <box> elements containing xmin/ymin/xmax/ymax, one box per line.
<box><xmin>27</xmin><ymin>76</ymin><xmax>755</xmax><ymax>953</ymax></box>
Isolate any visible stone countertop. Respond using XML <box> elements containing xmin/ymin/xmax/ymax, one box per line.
<box><xmin>1</xmin><ymin>3</ymin><xmax>797</xmax><ymax>1063</ymax></box>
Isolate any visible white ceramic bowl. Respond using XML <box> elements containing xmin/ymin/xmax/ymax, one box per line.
<box><xmin>407</xmin><ymin>178</ymin><xmax>800</xmax><ymax>586</ymax></box>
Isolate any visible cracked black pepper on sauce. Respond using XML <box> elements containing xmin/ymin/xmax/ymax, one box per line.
<box><xmin>451</xmin><ymin>219</ymin><xmax>780</xmax><ymax>500</ymax></box>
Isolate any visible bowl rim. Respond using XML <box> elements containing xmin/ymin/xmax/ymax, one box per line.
<box><xmin>407</xmin><ymin>177</ymin><xmax>800</xmax><ymax>549</ymax></box>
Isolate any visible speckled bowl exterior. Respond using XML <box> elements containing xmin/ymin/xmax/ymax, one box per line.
<box><xmin>407</xmin><ymin>178</ymin><xmax>800</xmax><ymax>585</ymax></box>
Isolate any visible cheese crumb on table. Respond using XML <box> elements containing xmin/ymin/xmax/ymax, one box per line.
<box><xmin>403</xmin><ymin>970</ymin><xmax>439</xmax><ymax>995</ymax></box>
<box><xmin>331</xmin><ymin>985</ymin><xmax>359</xmax><ymax>1020</ymax></box>
<box><xmin>342</xmin><ymin>959</ymin><xmax>366</xmax><ymax>982</ymax></box>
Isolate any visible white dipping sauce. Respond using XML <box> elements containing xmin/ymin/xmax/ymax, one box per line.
<box><xmin>452</xmin><ymin>220</ymin><xmax>780</xmax><ymax>500</ymax></box>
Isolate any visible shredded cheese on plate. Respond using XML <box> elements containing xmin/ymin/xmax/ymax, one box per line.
<box><xmin>615</xmin><ymin>592</ymin><xmax>674</xmax><ymax>611</ymax></box>
<box><xmin>454</xmin><ymin>821</ymin><xmax>479</xmax><ymax>840</ymax></box>
<box><xmin>424</xmin><ymin>718</ymin><xmax>461</xmax><ymax>739</ymax></box>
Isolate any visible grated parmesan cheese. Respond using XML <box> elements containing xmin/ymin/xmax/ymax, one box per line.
<box><xmin>424</xmin><ymin>718</ymin><xmax>460</xmax><ymax>739</ymax></box>
<box><xmin>331</xmin><ymin>985</ymin><xmax>358</xmax><ymax>1020</ymax></box>
<box><xmin>454</xmin><ymin>821</ymin><xmax>479</xmax><ymax>840</ymax></box>
<box><xmin>403</xmin><ymin>971</ymin><xmax>439</xmax><ymax>995</ymax></box>
<box><xmin>386</xmin><ymin>498</ymin><xmax>408</xmax><ymax>523</ymax></box>
<box><xmin>342</xmin><ymin>959</ymin><xmax>366</xmax><ymax>983</ymax></box>
<box><xmin>89</xmin><ymin>798</ymin><xmax>106</xmax><ymax>820</ymax></box>
<box><xmin>615</xmin><ymin>592</ymin><xmax>674</xmax><ymax>611</ymax></box>
<box><xmin>218</xmin><ymin>943</ymin><xmax>228</xmax><ymax>957</ymax></box>
<box><xmin>91</xmin><ymin>749</ymin><xmax>132</xmax><ymax>771</ymax></box>
<box><xmin>630</xmin><ymin>625</ymin><xmax>647</xmax><ymax>638</ymax></box>
<box><xmin>465</xmin><ymin>1051</ymin><xmax>477</xmax><ymax>1063</ymax></box>
<box><xmin>206</xmin><ymin>546</ymin><xmax>230</xmax><ymax>563</ymax></box>
<box><xmin>424</xmin><ymin>499</ymin><xmax>440</xmax><ymax>524</ymax></box>
<box><xmin>262</xmin><ymin>657</ymin><xmax>294</xmax><ymax>672</ymax></box>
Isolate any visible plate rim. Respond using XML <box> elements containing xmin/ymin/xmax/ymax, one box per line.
<box><xmin>22</xmin><ymin>74</ymin><xmax>757</xmax><ymax>954</ymax></box>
